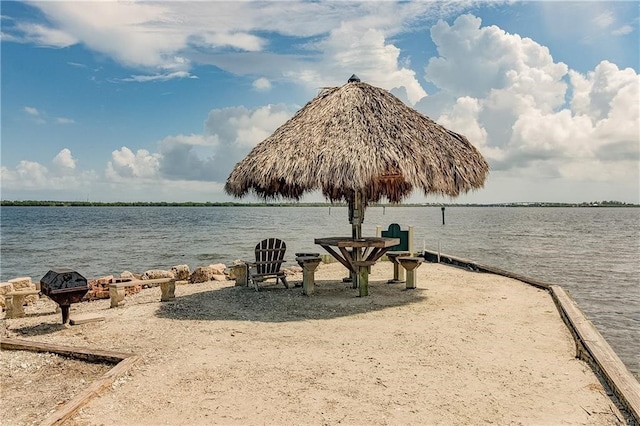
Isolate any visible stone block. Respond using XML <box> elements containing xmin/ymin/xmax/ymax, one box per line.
<box><xmin>230</xmin><ymin>264</ymin><xmax>247</xmax><ymax>287</ymax></box>
<box><xmin>0</xmin><ymin>283</ymin><xmax>14</xmax><ymax>310</ymax></box>
<box><xmin>170</xmin><ymin>265</ymin><xmax>190</xmax><ymax>281</ymax></box>
<box><xmin>211</xmin><ymin>274</ymin><xmax>228</xmax><ymax>282</ymax></box>
<box><xmin>190</xmin><ymin>266</ymin><xmax>217</xmax><ymax>283</ymax></box>
<box><xmin>0</xmin><ymin>282</ymin><xmax>15</xmax><ymax>294</ymax></box>
<box><xmin>109</xmin><ymin>284</ymin><xmax>126</xmax><ymax>308</ymax></box>
<box><xmin>124</xmin><ymin>285</ymin><xmax>142</xmax><ymax>295</ymax></box>
<box><xmin>85</xmin><ymin>277</ymin><xmax>113</xmax><ymax>301</ymax></box>
<box><xmin>142</xmin><ymin>269</ymin><xmax>175</xmax><ymax>280</ymax></box>
<box><xmin>4</xmin><ymin>295</ymin><xmax>23</xmax><ymax>318</ymax></box>
<box><xmin>24</xmin><ymin>294</ymin><xmax>39</xmax><ymax>305</ymax></box>
<box><xmin>9</xmin><ymin>277</ymin><xmax>34</xmax><ymax>291</ymax></box>
<box><xmin>5</xmin><ymin>290</ymin><xmax>39</xmax><ymax>318</ymax></box>
<box><xmin>95</xmin><ymin>275</ymin><xmax>115</xmax><ymax>285</ymax></box>
<box><xmin>95</xmin><ymin>290</ymin><xmax>111</xmax><ymax>299</ymax></box>
<box><xmin>120</xmin><ymin>271</ymin><xmax>139</xmax><ymax>280</ymax></box>
<box><xmin>160</xmin><ymin>281</ymin><xmax>176</xmax><ymax>302</ymax></box>
<box><xmin>209</xmin><ymin>263</ymin><xmax>227</xmax><ymax>275</ymax></box>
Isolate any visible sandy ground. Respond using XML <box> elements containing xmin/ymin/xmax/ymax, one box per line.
<box><xmin>1</xmin><ymin>261</ymin><xmax>627</xmax><ymax>426</ymax></box>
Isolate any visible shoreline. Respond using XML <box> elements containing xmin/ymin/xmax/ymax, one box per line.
<box><xmin>1</xmin><ymin>260</ymin><xmax>635</xmax><ymax>425</ymax></box>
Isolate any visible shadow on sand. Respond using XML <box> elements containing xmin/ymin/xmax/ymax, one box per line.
<box><xmin>155</xmin><ymin>278</ymin><xmax>427</xmax><ymax>323</ymax></box>
<box><xmin>10</xmin><ymin>322</ymin><xmax>67</xmax><ymax>336</ymax></box>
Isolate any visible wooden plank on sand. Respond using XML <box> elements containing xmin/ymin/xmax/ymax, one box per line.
<box><xmin>0</xmin><ymin>337</ymin><xmax>140</xmax><ymax>426</ymax></box>
<box><xmin>40</xmin><ymin>355</ymin><xmax>140</xmax><ymax>426</ymax></box>
<box><xmin>69</xmin><ymin>312</ymin><xmax>106</xmax><ymax>325</ymax></box>
<box><xmin>0</xmin><ymin>337</ymin><xmax>133</xmax><ymax>363</ymax></box>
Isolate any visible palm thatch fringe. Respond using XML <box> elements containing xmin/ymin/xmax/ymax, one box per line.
<box><xmin>225</xmin><ymin>81</ymin><xmax>489</xmax><ymax>203</ymax></box>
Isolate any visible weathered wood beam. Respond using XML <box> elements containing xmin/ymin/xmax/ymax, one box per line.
<box><xmin>0</xmin><ymin>337</ymin><xmax>140</xmax><ymax>426</ymax></box>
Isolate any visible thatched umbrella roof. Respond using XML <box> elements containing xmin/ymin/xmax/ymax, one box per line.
<box><xmin>225</xmin><ymin>78</ymin><xmax>488</xmax><ymax>204</ymax></box>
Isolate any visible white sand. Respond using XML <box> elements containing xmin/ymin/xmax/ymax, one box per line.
<box><xmin>2</xmin><ymin>261</ymin><xmax>625</xmax><ymax>425</ymax></box>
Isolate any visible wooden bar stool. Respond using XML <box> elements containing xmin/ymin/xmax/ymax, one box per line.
<box><xmin>397</xmin><ymin>257</ymin><xmax>424</xmax><ymax>289</ymax></box>
<box><xmin>295</xmin><ymin>255</ymin><xmax>322</xmax><ymax>295</ymax></box>
<box><xmin>386</xmin><ymin>251</ymin><xmax>411</xmax><ymax>284</ymax></box>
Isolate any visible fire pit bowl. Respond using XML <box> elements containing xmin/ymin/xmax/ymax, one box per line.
<box><xmin>40</xmin><ymin>269</ymin><xmax>89</xmax><ymax>324</ymax></box>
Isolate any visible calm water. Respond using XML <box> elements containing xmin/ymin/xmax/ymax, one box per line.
<box><xmin>1</xmin><ymin>206</ymin><xmax>638</xmax><ymax>378</ymax></box>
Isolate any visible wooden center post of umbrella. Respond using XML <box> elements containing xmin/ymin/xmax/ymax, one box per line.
<box><xmin>348</xmin><ymin>191</ymin><xmax>365</xmax><ymax>289</ymax></box>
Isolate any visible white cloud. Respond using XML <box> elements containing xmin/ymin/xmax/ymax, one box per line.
<box><xmin>426</xmin><ymin>14</ymin><xmax>568</xmax><ymax>107</ymax></box>
<box><xmin>22</xmin><ymin>106</ymin><xmax>46</xmax><ymax>124</ymax></box>
<box><xmin>154</xmin><ymin>134</ymin><xmax>220</xmax><ymax>181</ymax></box>
<box><xmin>67</xmin><ymin>61</ymin><xmax>87</xmax><ymax>69</ymax></box>
<box><xmin>23</xmin><ymin>107</ymin><xmax>75</xmax><ymax>125</ymax></box>
<box><xmin>161</xmin><ymin>56</ymin><xmax>190</xmax><ymax>72</ymax></box>
<box><xmin>569</xmin><ymin>61</ymin><xmax>639</xmax><ymax>122</ymax></box>
<box><xmin>13</xmin><ymin>22</ymin><xmax>77</xmax><ymax>47</ymax></box>
<box><xmin>1</xmin><ymin>104</ymin><xmax>292</xmax><ymax>199</ymax></box>
<box><xmin>253</xmin><ymin>77</ymin><xmax>272</xmax><ymax>91</ymax></box>
<box><xmin>12</xmin><ymin>2</ymin><xmax>274</xmax><ymax>70</ymax></box>
<box><xmin>162</xmin><ymin>104</ymin><xmax>292</xmax><ymax>182</ymax></box>
<box><xmin>0</xmin><ymin>150</ymin><xmax>96</xmax><ymax>193</ymax></box>
<box><xmin>120</xmin><ymin>71</ymin><xmax>197</xmax><ymax>83</ymax></box>
<box><xmin>160</xmin><ymin>134</ymin><xmax>218</xmax><ymax>148</ymax></box>
<box><xmin>2</xmin><ymin>160</ymin><xmax>49</xmax><ymax>189</ymax></box>
<box><xmin>106</xmin><ymin>147</ymin><xmax>161</xmax><ymax>180</ymax></box>
<box><xmin>435</xmin><ymin>96</ymin><xmax>503</xmax><ymax>161</ymax></box>
<box><xmin>102</xmin><ymin>103</ymin><xmax>291</xmax><ymax>184</ymax></box>
<box><xmin>418</xmin><ymin>13</ymin><xmax>639</xmax><ymax>192</ymax></box>
<box><xmin>23</xmin><ymin>106</ymin><xmax>39</xmax><ymax>116</ymax></box>
<box><xmin>204</xmin><ymin>104</ymin><xmax>291</xmax><ymax>149</ymax></box>
<box><xmin>53</xmin><ymin>148</ymin><xmax>77</xmax><ymax>172</ymax></box>
<box><xmin>593</xmin><ymin>11</ymin><xmax>615</xmax><ymax>29</ymax></box>
<box><xmin>286</xmin><ymin>24</ymin><xmax>426</xmax><ymax>105</ymax></box>
<box><xmin>32</xmin><ymin>2</ymin><xmax>189</xmax><ymax>69</ymax></box>
<box><xmin>612</xmin><ymin>25</ymin><xmax>633</xmax><ymax>36</ymax></box>
<box><xmin>197</xmin><ymin>31</ymin><xmax>265</xmax><ymax>52</ymax></box>
<box><xmin>0</xmin><ymin>145</ymin><xmax>235</xmax><ymax>201</ymax></box>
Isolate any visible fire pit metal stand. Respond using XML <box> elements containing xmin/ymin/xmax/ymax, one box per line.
<box><xmin>40</xmin><ymin>269</ymin><xmax>90</xmax><ymax>324</ymax></box>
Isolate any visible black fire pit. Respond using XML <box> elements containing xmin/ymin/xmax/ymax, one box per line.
<box><xmin>40</xmin><ymin>269</ymin><xmax>89</xmax><ymax>324</ymax></box>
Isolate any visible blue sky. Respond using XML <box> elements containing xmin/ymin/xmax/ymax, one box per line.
<box><xmin>1</xmin><ymin>1</ymin><xmax>638</xmax><ymax>203</ymax></box>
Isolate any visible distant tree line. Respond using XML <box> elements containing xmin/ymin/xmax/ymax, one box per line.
<box><xmin>0</xmin><ymin>200</ymin><xmax>346</xmax><ymax>207</ymax></box>
<box><xmin>1</xmin><ymin>200</ymin><xmax>637</xmax><ymax>207</ymax></box>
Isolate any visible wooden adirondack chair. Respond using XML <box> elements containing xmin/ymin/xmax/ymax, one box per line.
<box><xmin>249</xmin><ymin>238</ymin><xmax>289</xmax><ymax>291</ymax></box>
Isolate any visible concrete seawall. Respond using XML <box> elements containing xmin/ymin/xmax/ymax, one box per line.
<box><xmin>421</xmin><ymin>249</ymin><xmax>640</xmax><ymax>424</ymax></box>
